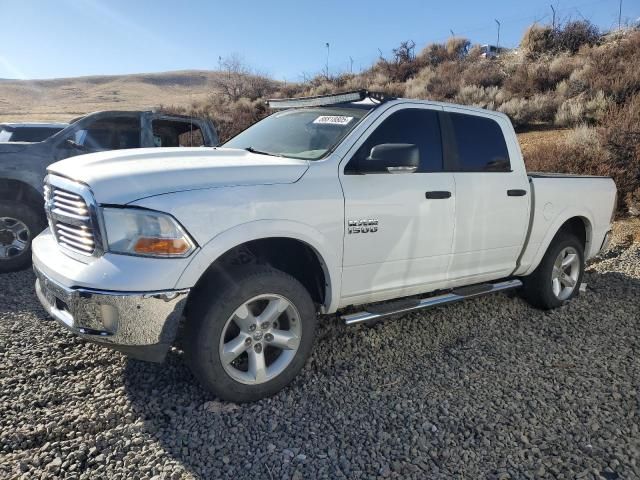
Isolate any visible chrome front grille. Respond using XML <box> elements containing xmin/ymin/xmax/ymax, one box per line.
<box><xmin>44</xmin><ymin>177</ymin><xmax>102</xmax><ymax>257</ymax></box>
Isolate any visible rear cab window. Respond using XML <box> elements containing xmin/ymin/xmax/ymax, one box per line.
<box><xmin>442</xmin><ymin>111</ymin><xmax>511</xmax><ymax>172</ymax></box>
<box><xmin>152</xmin><ymin>118</ymin><xmax>206</xmax><ymax>147</ymax></box>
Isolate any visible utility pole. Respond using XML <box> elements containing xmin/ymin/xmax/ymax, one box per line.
<box><xmin>618</xmin><ymin>0</ymin><xmax>623</xmax><ymax>29</ymax></box>
<box><xmin>325</xmin><ymin>42</ymin><xmax>330</xmax><ymax>79</ymax></box>
<box><xmin>550</xmin><ymin>4</ymin><xmax>556</xmax><ymax>29</ymax></box>
<box><xmin>495</xmin><ymin>19</ymin><xmax>501</xmax><ymax>50</ymax></box>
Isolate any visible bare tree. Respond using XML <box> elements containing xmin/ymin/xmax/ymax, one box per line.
<box><xmin>213</xmin><ymin>54</ymin><xmax>251</xmax><ymax>101</ymax></box>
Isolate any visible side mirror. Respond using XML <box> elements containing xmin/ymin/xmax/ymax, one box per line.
<box><xmin>64</xmin><ymin>138</ymin><xmax>89</xmax><ymax>151</ymax></box>
<box><xmin>359</xmin><ymin>143</ymin><xmax>419</xmax><ymax>174</ymax></box>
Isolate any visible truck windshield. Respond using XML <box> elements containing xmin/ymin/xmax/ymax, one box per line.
<box><xmin>223</xmin><ymin>107</ymin><xmax>368</xmax><ymax>160</ymax></box>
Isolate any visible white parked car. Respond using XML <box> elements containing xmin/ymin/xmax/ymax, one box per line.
<box><xmin>32</xmin><ymin>91</ymin><xmax>617</xmax><ymax>402</ymax></box>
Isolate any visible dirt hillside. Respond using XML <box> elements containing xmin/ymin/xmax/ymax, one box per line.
<box><xmin>0</xmin><ymin>70</ymin><xmax>225</xmax><ymax>122</ymax></box>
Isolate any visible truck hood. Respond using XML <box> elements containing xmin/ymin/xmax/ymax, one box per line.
<box><xmin>47</xmin><ymin>147</ymin><xmax>310</xmax><ymax>204</ymax></box>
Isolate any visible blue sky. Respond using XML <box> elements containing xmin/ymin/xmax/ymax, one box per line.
<box><xmin>0</xmin><ymin>0</ymin><xmax>636</xmax><ymax>81</ymax></box>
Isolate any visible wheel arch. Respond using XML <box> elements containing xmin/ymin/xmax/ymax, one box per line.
<box><xmin>0</xmin><ymin>177</ymin><xmax>45</xmax><ymax>212</ymax></box>
<box><xmin>521</xmin><ymin>212</ymin><xmax>593</xmax><ymax>276</ymax></box>
<box><xmin>176</xmin><ymin>220</ymin><xmax>341</xmax><ymax>314</ymax></box>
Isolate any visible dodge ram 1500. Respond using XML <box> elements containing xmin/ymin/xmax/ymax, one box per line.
<box><xmin>32</xmin><ymin>91</ymin><xmax>617</xmax><ymax>402</ymax></box>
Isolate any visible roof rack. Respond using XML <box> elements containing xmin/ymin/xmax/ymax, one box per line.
<box><xmin>267</xmin><ymin>90</ymin><xmax>394</xmax><ymax>110</ymax></box>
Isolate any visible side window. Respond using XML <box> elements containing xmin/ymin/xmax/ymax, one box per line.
<box><xmin>152</xmin><ymin>119</ymin><xmax>205</xmax><ymax>147</ymax></box>
<box><xmin>73</xmin><ymin>117</ymin><xmax>141</xmax><ymax>151</ymax></box>
<box><xmin>349</xmin><ymin>108</ymin><xmax>443</xmax><ymax>172</ymax></box>
<box><xmin>445</xmin><ymin>112</ymin><xmax>511</xmax><ymax>172</ymax></box>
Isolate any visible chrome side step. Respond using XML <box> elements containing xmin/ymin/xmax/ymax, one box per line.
<box><xmin>341</xmin><ymin>279</ymin><xmax>523</xmax><ymax>325</ymax></box>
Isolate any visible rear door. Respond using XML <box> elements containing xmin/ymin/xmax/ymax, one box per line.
<box><xmin>442</xmin><ymin>108</ymin><xmax>530</xmax><ymax>284</ymax></box>
<box><xmin>340</xmin><ymin>104</ymin><xmax>456</xmax><ymax>305</ymax></box>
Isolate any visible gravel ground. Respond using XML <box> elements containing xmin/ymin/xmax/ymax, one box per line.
<box><xmin>1</xmin><ymin>223</ymin><xmax>639</xmax><ymax>480</ymax></box>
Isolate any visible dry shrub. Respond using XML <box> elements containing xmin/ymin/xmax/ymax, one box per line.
<box><xmin>580</xmin><ymin>31</ymin><xmax>640</xmax><ymax>103</ymax></box>
<box><xmin>193</xmin><ymin>96</ymin><xmax>268</xmax><ymax>142</ymax></box>
<box><xmin>426</xmin><ymin>61</ymin><xmax>465</xmax><ymax>100</ymax></box>
<box><xmin>555</xmin><ymin>97</ymin><xmax>585</xmax><ymax>126</ymax></box>
<box><xmin>404</xmin><ymin>66</ymin><xmax>436</xmax><ymax>99</ymax></box>
<box><xmin>462</xmin><ymin>60</ymin><xmax>505</xmax><ymax>88</ymax></box>
<box><xmin>498</xmin><ymin>98</ymin><xmax>533</xmax><ymax>127</ymax></box>
<box><xmin>524</xmin><ymin>126</ymin><xmax>606</xmax><ymax>175</ymax></box>
<box><xmin>446</xmin><ymin>37</ymin><xmax>471</xmax><ymax>60</ymax></box>
<box><xmin>529</xmin><ymin>94</ymin><xmax>561</xmax><ymax>122</ymax></box>
<box><xmin>521</xmin><ymin>21</ymin><xmax>599</xmax><ymax>57</ymax></box>
<box><xmin>554</xmin><ymin>21</ymin><xmax>599</xmax><ymax>54</ymax></box>
<box><xmin>555</xmin><ymin>91</ymin><xmax>612</xmax><ymax>126</ymax></box>
<box><xmin>375</xmin><ymin>40</ymin><xmax>427</xmax><ymax>83</ymax></box>
<box><xmin>418</xmin><ymin>43</ymin><xmax>449</xmax><ymax>67</ymax></box>
<box><xmin>521</xmin><ymin>24</ymin><xmax>555</xmax><ymax>57</ymax></box>
<box><xmin>548</xmin><ymin>53</ymin><xmax>587</xmax><ymax>87</ymax></box>
<box><xmin>600</xmin><ymin>94</ymin><xmax>640</xmax><ymax>213</ymax></box>
<box><xmin>504</xmin><ymin>61</ymin><xmax>556</xmax><ymax>96</ymax></box>
<box><xmin>454</xmin><ymin>85</ymin><xmax>499</xmax><ymax>109</ymax></box>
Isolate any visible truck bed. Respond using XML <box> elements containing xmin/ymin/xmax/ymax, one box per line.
<box><xmin>515</xmin><ymin>173</ymin><xmax>616</xmax><ymax>276</ymax></box>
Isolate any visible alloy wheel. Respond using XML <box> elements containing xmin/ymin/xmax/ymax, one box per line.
<box><xmin>551</xmin><ymin>246</ymin><xmax>580</xmax><ymax>300</ymax></box>
<box><xmin>0</xmin><ymin>217</ymin><xmax>30</xmax><ymax>259</ymax></box>
<box><xmin>219</xmin><ymin>294</ymin><xmax>302</xmax><ymax>385</ymax></box>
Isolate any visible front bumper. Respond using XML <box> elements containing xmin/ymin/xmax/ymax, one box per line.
<box><xmin>34</xmin><ymin>266</ymin><xmax>189</xmax><ymax>362</ymax></box>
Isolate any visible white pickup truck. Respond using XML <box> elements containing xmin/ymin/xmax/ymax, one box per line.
<box><xmin>32</xmin><ymin>91</ymin><xmax>617</xmax><ymax>402</ymax></box>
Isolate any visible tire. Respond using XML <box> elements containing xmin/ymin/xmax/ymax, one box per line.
<box><xmin>0</xmin><ymin>201</ymin><xmax>45</xmax><ymax>274</ymax></box>
<box><xmin>521</xmin><ymin>232</ymin><xmax>585</xmax><ymax>310</ymax></box>
<box><xmin>185</xmin><ymin>265</ymin><xmax>317</xmax><ymax>402</ymax></box>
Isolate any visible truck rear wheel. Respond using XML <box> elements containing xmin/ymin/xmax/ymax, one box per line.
<box><xmin>0</xmin><ymin>201</ymin><xmax>44</xmax><ymax>274</ymax></box>
<box><xmin>521</xmin><ymin>232</ymin><xmax>584</xmax><ymax>310</ymax></box>
<box><xmin>185</xmin><ymin>265</ymin><xmax>317</xmax><ymax>402</ymax></box>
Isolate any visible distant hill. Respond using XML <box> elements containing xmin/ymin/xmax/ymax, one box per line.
<box><xmin>0</xmin><ymin>70</ymin><xmax>229</xmax><ymax>122</ymax></box>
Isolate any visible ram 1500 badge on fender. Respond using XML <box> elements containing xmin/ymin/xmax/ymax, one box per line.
<box><xmin>33</xmin><ymin>91</ymin><xmax>617</xmax><ymax>402</ymax></box>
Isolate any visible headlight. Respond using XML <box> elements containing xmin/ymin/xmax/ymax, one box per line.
<box><xmin>102</xmin><ymin>208</ymin><xmax>196</xmax><ymax>257</ymax></box>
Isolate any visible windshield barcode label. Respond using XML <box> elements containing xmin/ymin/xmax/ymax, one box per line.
<box><xmin>313</xmin><ymin>116</ymin><xmax>353</xmax><ymax>125</ymax></box>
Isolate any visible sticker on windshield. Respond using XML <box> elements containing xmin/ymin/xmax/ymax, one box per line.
<box><xmin>313</xmin><ymin>115</ymin><xmax>354</xmax><ymax>126</ymax></box>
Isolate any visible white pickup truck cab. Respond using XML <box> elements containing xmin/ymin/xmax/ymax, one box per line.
<box><xmin>32</xmin><ymin>91</ymin><xmax>617</xmax><ymax>402</ymax></box>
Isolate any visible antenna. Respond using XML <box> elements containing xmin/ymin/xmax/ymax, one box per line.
<box><xmin>550</xmin><ymin>4</ymin><xmax>556</xmax><ymax>29</ymax></box>
<box><xmin>495</xmin><ymin>19</ymin><xmax>501</xmax><ymax>51</ymax></box>
<box><xmin>349</xmin><ymin>56</ymin><xmax>354</xmax><ymax>73</ymax></box>
<box><xmin>618</xmin><ymin>0</ymin><xmax>623</xmax><ymax>30</ymax></box>
<box><xmin>325</xmin><ymin>42</ymin><xmax>330</xmax><ymax>79</ymax></box>
<box><xmin>450</xmin><ymin>29</ymin><xmax>455</xmax><ymax>37</ymax></box>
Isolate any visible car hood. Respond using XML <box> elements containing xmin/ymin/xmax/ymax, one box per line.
<box><xmin>47</xmin><ymin>147</ymin><xmax>310</xmax><ymax>204</ymax></box>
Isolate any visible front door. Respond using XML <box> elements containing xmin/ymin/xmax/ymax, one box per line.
<box><xmin>339</xmin><ymin>104</ymin><xmax>456</xmax><ymax>306</ymax></box>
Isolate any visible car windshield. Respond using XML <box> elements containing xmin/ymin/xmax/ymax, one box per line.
<box><xmin>223</xmin><ymin>107</ymin><xmax>369</xmax><ymax>160</ymax></box>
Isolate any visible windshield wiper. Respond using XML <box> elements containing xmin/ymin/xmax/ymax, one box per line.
<box><xmin>244</xmin><ymin>146</ymin><xmax>283</xmax><ymax>157</ymax></box>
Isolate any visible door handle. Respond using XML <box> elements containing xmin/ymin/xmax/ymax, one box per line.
<box><xmin>425</xmin><ymin>191</ymin><xmax>451</xmax><ymax>199</ymax></box>
<box><xmin>507</xmin><ymin>189</ymin><xmax>527</xmax><ymax>197</ymax></box>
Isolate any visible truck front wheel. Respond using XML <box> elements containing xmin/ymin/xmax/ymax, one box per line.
<box><xmin>185</xmin><ymin>265</ymin><xmax>317</xmax><ymax>402</ymax></box>
<box><xmin>0</xmin><ymin>201</ymin><xmax>44</xmax><ymax>273</ymax></box>
<box><xmin>521</xmin><ymin>232</ymin><xmax>585</xmax><ymax>310</ymax></box>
